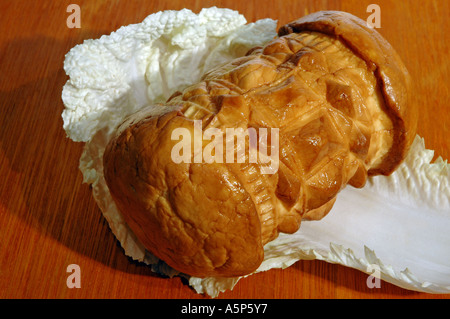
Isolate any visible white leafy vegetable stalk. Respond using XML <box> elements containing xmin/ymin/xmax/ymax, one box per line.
<box><xmin>61</xmin><ymin>7</ymin><xmax>450</xmax><ymax>297</ymax></box>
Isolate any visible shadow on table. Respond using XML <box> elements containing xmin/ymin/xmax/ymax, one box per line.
<box><xmin>292</xmin><ymin>259</ymin><xmax>421</xmax><ymax>297</ymax></box>
<box><xmin>0</xmin><ymin>33</ymin><xmax>165</xmax><ymax>282</ymax></box>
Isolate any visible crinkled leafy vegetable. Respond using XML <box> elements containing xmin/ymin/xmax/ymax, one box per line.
<box><xmin>62</xmin><ymin>7</ymin><xmax>450</xmax><ymax>297</ymax></box>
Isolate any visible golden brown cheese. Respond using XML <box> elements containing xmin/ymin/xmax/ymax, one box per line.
<box><xmin>103</xmin><ymin>11</ymin><xmax>417</xmax><ymax>277</ymax></box>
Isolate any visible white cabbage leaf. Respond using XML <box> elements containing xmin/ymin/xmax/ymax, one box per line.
<box><xmin>62</xmin><ymin>7</ymin><xmax>450</xmax><ymax>298</ymax></box>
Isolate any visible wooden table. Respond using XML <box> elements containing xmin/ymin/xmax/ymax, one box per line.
<box><xmin>1</xmin><ymin>0</ymin><xmax>449</xmax><ymax>299</ymax></box>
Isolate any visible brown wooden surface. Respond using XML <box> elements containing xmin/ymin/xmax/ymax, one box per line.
<box><xmin>0</xmin><ymin>0</ymin><xmax>449</xmax><ymax>299</ymax></box>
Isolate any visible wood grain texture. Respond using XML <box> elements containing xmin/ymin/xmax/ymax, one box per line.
<box><xmin>0</xmin><ymin>0</ymin><xmax>448</xmax><ymax>299</ymax></box>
